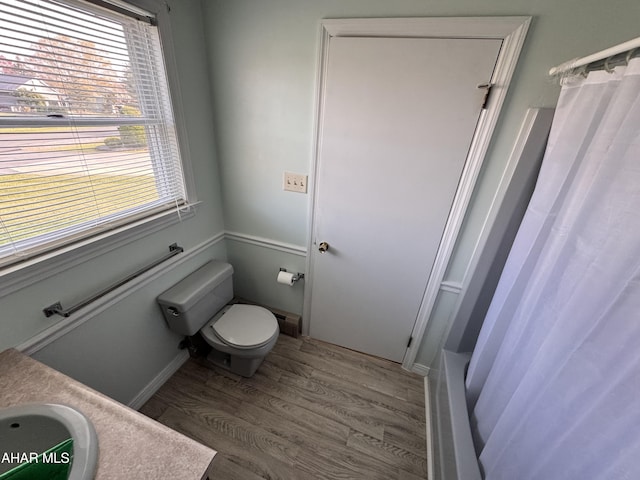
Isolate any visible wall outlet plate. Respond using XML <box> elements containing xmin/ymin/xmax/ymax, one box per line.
<box><xmin>283</xmin><ymin>172</ymin><xmax>308</xmax><ymax>193</ymax></box>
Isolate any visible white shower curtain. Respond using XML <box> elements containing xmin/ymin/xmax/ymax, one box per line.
<box><xmin>465</xmin><ymin>57</ymin><xmax>640</xmax><ymax>479</ymax></box>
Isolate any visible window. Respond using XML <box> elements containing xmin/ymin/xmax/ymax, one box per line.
<box><xmin>0</xmin><ymin>0</ymin><xmax>188</xmax><ymax>268</ymax></box>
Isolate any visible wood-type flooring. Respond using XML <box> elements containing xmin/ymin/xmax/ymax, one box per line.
<box><xmin>140</xmin><ymin>334</ymin><xmax>428</xmax><ymax>479</ymax></box>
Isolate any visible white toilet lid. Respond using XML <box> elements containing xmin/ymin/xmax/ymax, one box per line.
<box><xmin>213</xmin><ymin>304</ymin><xmax>278</xmax><ymax>348</ymax></box>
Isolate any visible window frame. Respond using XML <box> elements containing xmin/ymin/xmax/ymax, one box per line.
<box><xmin>0</xmin><ymin>0</ymin><xmax>198</xmax><ymax>296</ymax></box>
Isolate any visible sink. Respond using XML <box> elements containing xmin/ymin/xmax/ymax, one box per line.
<box><xmin>0</xmin><ymin>404</ymin><xmax>98</xmax><ymax>480</ymax></box>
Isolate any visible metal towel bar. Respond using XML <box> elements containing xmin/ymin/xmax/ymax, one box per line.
<box><xmin>43</xmin><ymin>243</ymin><xmax>184</xmax><ymax>318</ymax></box>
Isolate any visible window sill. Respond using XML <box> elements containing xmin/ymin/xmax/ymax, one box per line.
<box><xmin>0</xmin><ymin>204</ymin><xmax>200</xmax><ymax>299</ymax></box>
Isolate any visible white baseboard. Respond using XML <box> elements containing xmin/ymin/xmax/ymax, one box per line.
<box><xmin>129</xmin><ymin>349</ymin><xmax>190</xmax><ymax>410</ymax></box>
<box><xmin>412</xmin><ymin>363</ymin><xmax>430</xmax><ymax>376</ymax></box>
<box><xmin>425</xmin><ymin>377</ymin><xmax>435</xmax><ymax>480</ymax></box>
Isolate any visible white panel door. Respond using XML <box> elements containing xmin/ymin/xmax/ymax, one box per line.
<box><xmin>309</xmin><ymin>36</ymin><xmax>502</xmax><ymax>362</ymax></box>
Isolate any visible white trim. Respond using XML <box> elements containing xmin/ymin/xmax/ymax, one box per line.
<box><xmin>16</xmin><ymin>231</ymin><xmax>225</xmax><ymax>355</ymax></box>
<box><xmin>129</xmin><ymin>349</ymin><xmax>189</xmax><ymax>410</ymax></box>
<box><xmin>0</xmin><ymin>205</ymin><xmax>199</xmax><ymax>299</ymax></box>
<box><xmin>549</xmin><ymin>36</ymin><xmax>640</xmax><ymax>76</ymax></box>
<box><xmin>440</xmin><ymin>281</ymin><xmax>463</xmax><ymax>294</ymax></box>
<box><xmin>425</xmin><ymin>377</ymin><xmax>435</xmax><ymax>480</ymax></box>
<box><xmin>321</xmin><ymin>16</ymin><xmax>531</xmax><ymax>39</ymax></box>
<box><xmin>402</xmin><ymin>16</ymin><xmax>531</xmax><ymax>370</ymax></box>
<box><xmin>302</xmin><ymin>20</ymin><xmax>332</xmax><ymax>336</ymax></box>
<box><xmin>443</xmin><ymin>108</ymin><xmax>554</xmax><ymax>355</ymax></box>
<box><xmin>411</xmin><ymin>363</ymin><xmax>431</xmax><ymax>377</ymax></box>
<box><xmin>461</xmin><ymin>108</ymin><xmax>554</xmax><ymax>284</ymax></box>
<box><xmin>302</xmin><ymin>16</ymin><xmax>531</xmax><ymax>367</ymax></box>
<box><xmin>225</xmin><ymin>231</ymin><xmax>307</xmax><ymax>257</ymax></box>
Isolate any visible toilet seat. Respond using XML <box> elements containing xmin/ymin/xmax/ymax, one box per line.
<box><xmin>206</xmin><ymin>304</ymin><xmax>278</xmax><ymax>349</ymax></box>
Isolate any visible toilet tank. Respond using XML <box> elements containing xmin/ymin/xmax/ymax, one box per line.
<box><xmin>157</xmin><ymin>260</ymin><xmax>234</xmax><ymax>336</ymax></box>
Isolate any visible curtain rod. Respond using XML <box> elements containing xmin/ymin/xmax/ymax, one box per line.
<box><xmin>549</xmin><ymin>36</ymin><xmax>640</xmax><ymax>76</ymax></box>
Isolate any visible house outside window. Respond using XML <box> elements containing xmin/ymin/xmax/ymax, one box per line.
<box><xmin>0</xmin><ymin>75</ymin><xmax>66</xmax><ymax>112</ymax></box>
<box><xmin>0</xmin><ymin>0</ymin><xmax>189</xmax><ymax>268</ymax></box>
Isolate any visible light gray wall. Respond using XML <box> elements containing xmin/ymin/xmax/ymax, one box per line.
<box><xmin>3</xmin><ymin>0</ymin><xmax>639</xmax><ymax>406</ymax></box>
<box><xmin>0</xmin><ymin>0</ymin><xmax>226</xmax><ymax>405</ymax></box>
<box><xmin>32</xmin><ymin>242</ymin><xmax>227</xmax><ymax>404</ymax></box>
<box><xmin>226</xmin><ymin>241</ymin><xmax>306</xmax><ymax>315</ymax></box>
<box><xmin>202</xmin><ymin>0</ymin><xmax>640</xmax><ymax>366</ymax></box>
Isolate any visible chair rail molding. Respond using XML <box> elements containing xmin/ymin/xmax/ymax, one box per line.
<box><xmin>225</xmin><ymin>231</ymin><xmax>307</xmax><ymax>257</ymax></box>
<box><xmin>17</xmin><ymin>231</ymin><xmax>225</xmax><ymax>355</ymax></box>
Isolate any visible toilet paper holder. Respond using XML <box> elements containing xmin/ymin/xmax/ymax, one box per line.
<box><xmin>279</xmin><ymin>268</ymin><xmax>305</xmax><ymax>283</ymax></box>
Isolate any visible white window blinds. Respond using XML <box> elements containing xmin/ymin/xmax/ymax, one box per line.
<box><xmin>0</xmin><ymin>0</ymin><xmax>186</xmax><ymax>266</ymax></box>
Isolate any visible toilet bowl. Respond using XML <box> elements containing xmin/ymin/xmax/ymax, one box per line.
<box><xmin>200</xmin><ymin>304</ymin><xmax>279</xmax><ymax>376</ymax></box>
<box><xmin>157</xmin><ymin>260</ymin><xmax>279</xmax><ymax>377</ymax></box>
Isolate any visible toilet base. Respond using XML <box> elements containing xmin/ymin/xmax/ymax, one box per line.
<box><xmin>206</xmin><ymin>348</ymin><xmax>265</xmax><ymax>377</ymax></box>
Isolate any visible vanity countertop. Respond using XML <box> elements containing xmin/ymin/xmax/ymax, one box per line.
<box><xmin>0</xmin><ymin>348</ymin><xmax>216</xmax><ymax>479</ymax></box>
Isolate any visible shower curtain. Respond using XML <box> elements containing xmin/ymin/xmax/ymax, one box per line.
<box><xmin>465</xmin><ymin>57</ymin><xmax>640</xmax><ymax>479</ymax></box>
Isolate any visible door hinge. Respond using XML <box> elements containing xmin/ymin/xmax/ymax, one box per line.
<box><xmin>407</xmin><ymin>336</ymin><xmax>413</xmax><ymax>348</ymax></box>
<box><xmin>478</xmin><ymin>83</ymin><xmax>493</xmax><ymax>109</ymax></box>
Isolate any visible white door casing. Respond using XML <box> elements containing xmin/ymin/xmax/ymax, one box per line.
<box><xmin>303</xmin><ymin>17</ymin><xmax>532</xmax><ymax>369</ymax></box>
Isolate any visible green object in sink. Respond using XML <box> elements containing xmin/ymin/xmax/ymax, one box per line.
<box><xmin>0</xmin><ymin>404</ymin><xmax>97</xmax><ymax>480</ymax></box>
<box><xmin>0</xmin><ymin>438</ymin><xmax>74</xmax><ymax>480</ymax></box>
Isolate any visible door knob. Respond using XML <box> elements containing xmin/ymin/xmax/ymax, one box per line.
<box><xmin>318</xmin><ymin>241</ymin><xmax>330</xmax><ymax>253</ymax></box>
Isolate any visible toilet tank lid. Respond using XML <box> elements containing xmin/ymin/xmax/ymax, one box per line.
<box><xmin>157</xmin><ymin>260</ymin><xmax>233</xmax><ymax>311</ymax></box>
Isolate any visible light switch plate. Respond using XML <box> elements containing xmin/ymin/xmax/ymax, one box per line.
<box><xmin>283</xmin><ymin>172</ymin><xmax>308</xmax><ymax>193</ymax></box>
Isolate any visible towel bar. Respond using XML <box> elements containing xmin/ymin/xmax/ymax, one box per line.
<box><xmin>43</xmin><ymin>243</ymin><xmax>184</xmax><ymax>318</ymax></box>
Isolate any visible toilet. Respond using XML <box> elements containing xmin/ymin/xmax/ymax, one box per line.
<box><xmin>157</xmin><ymin>260</ymin><xmax>279</xmax><ymax>377</ymax></box>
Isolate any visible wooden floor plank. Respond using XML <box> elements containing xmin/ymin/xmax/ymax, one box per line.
<box><xmin>300</xmin><ymin>337</ymin><xmax>424</xmax><ymax>390</ymax></box>
<box><xmin>408</xmin><ymin>383</ymin><xmax>427</xmax><ymax>407</ymax></box>
<box><xmin>384</xmin><ymin>424</ymin><xmax>428</xmax><ymax>457</ymax></box>
<box><xmin>141</xmin><ymin>335</ymin><xmax>429</xmax><ymax>479</ymax></box>
<box><xmin>399</xmin><ymin>468</ymin><xmax>429</xmax><ymax>480</ymax></box>
<box><xmin>210</xmin><ymin>456</ymin><xmax>266</xmax><ymax>480</ymax></box>
<box><xmin>225</xmin><ymin>361</ymin><xmax>387</xmax><ymax>440</ymax></box>
<box><xmin>309</xmin><ymin>367</ymin><xmax>426</xmax><ymax>419</ymax></box>
<box><xmin>265</xmin><ymin>369</ymin><xmax>387</xmax><ymax>440</ymax></box>
<box><xmin>159</xmin><ymin>406</ymin><xmax>312</xmax><ymax>480</ymax></box>
<box><xmin>347</xmin><ymin>430</ymin><xmax>427</xmax><ymax>477</ymax></box>
<box><xmin>204</xmin><ymin>372</ymin><xmax>352</xmax><ymax>445</ymax></box>
<box><xmin>278</xmin><ymin>343</ymin><xmax>411</xmax><ymax>400</ymax></box>
<box><xmin>277</xmin><ymin>369</ymin><xmax>424</xmax><ymax>438</ymax></box>
<box><xmin>137</xmin><ymin>394</ymin><xmax>168</xmax><ymax>420</ymax></box>
<box><xmin>155</xmin><ymin>389</ymin><xmax>305</xmax><ymax>470</ymax></box>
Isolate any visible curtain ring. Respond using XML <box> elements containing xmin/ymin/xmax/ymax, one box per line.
<box><xmin>604</xmin><ymin>57</ymin><xmax>615</xmax><ymax>73</ymax></box>
<box><xmin>626</xmin><ymin>48</ymin><xmax>638</xmax><ymax>64</ymax></box>
<box><xmin>577</xmin><ymin>65</ymin><xmax>588</xmax><ymax>78</ymax></box>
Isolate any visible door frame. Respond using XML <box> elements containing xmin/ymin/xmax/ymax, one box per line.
<box><xmin>303</xmin><ymin>16</ymin><xmax>531</xmax><ymax>372</ymax></box>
